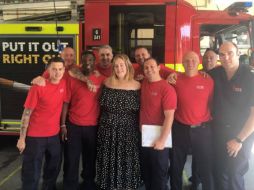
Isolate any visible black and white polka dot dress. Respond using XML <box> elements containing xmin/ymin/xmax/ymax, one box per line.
<box><xmin>96</xmin><ymin>85</ymin><xmax>142</xmax><ymax>190</ymax></box>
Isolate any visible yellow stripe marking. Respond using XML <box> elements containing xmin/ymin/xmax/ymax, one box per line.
<box><xmin>0</xmin><ymin>23</ymin><xmax>79</xmax><ymax>34</ymax></box>
<box><xmin>1</xmin><ymin>121</ymin><xmax>21</xmax><ymax>125</ymax></box>
<box><xmin>183</xmin><ymin>170</ymin><xmax>189</xmax><ymax>186</ymax></box>
<box><xmin>165</xmin><ymin>63</ymin><xmax>204</xmax><ymax>72</ymax></box>
<box><xmin>0</xmin><ymin>166</ymin><xmax>22</xmax><ymax>187</ymax></box>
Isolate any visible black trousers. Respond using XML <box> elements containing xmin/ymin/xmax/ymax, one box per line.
<box><xmin>22</xmin><ymin>135</ymin><xmax>61</xmax><ymax>190</ymax></box>
<box><xmin>170</xmin><ymin>121</ymin><xmax>214</xmax><ymax>190</ymax></box>
<box><xmin>63</xmin><ymin>123</ymin><xmax>97</xmax><ymax>190</ymax></box>
<box><xmin>213</xmin><ymin>124</ymin><xmax>254</xmax><ymax>190</ymax></box>
<box><xmin>191</xmin><ymin>156</ymin><xmax>201</xmax><ymax>188</ymax></box>
<box><xmin>141</xmin><ymin>147</ymin><xmax>169</xmax><ymax>190</ymax></box>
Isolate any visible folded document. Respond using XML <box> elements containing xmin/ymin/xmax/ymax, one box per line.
<box><xmin>142</xmin><ymin>124</ymin><xmax>172</xmax><ymax>148</ymax></box>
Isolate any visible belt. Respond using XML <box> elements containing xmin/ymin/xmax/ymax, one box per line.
<box><xmin>175</xmin><ymin>120</ymin><xmax>210</xmax><ymax>128</ymax></box>
<box><xmin>190</xmin><ymin>121</ymin><xmax>210</xmax><ymax>128</ymax></box>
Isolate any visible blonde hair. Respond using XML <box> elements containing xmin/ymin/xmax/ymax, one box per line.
<box><xmin>110</xmin><ymin>54</ymin><xmax>134</xmax><ymax>83</ymax></box>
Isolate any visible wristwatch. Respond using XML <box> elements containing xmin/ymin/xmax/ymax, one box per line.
<box><xmin>235</xmin><ymin>137</ymin><xmax>243</xmax><ymax>144</ymax></box>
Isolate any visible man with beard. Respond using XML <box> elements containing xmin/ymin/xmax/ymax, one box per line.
<box><xmin>61</xmin><ymin>51</ymin><xmax>105</xmax><ymax>190</ymax></box>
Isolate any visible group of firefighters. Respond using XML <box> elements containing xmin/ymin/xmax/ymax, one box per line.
<box><xmin>14</xmin><ymin>41</ymin><xmax>254</xmax><ymax>190</ymax></box>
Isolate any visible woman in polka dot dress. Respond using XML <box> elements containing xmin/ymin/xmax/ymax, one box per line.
<box><xmin>96</xmin><ymin>54</ymin><xmax>143</xmax><ymax>190</ymax></box>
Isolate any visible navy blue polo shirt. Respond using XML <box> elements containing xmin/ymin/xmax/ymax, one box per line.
<box><xmin>209</xmin><ymin>64</ymin><xmax>254</xmax><ymax>134</ymax></box>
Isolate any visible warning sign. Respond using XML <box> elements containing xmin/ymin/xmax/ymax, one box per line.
<box><xmin>0</xmin><ymin>36</ymin><xmax>74</xmax><ymax>65</ymax></box>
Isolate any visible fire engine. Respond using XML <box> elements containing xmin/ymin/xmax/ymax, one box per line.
<box><xmin>0</xmin><ymin>23</ymin><xmax>81</xmax><ymax>135</ymax></box>
<box><xmin>84</xmin><ymin>0</ymin><xmax>254</xmax><ymax>70</ymax></box>
<box><xmin>0</xmin><ymin>0</ymin><xmax>254</xmax><ymax>134</ymax></box>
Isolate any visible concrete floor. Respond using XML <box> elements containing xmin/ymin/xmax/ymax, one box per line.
<box><xmin>0</xmin><ymin>136</ymin><xmax>253</xmax><ymax>190</ymax></box>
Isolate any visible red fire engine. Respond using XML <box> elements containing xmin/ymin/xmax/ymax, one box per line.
<box><xmin>84</xmin><ymin>0</ymin><xmax>254</xmax><ymax>70</ymax></box>
<box><xmin>0</xmin><ymin>0</ymin><xmax>254</xmax><ymax>134</ymax></box>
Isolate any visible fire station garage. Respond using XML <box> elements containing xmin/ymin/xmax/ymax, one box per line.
<box><xmin>0</xmin><ymin>0</ymin><xmax>254</xmax><ymax>190</ymax></box>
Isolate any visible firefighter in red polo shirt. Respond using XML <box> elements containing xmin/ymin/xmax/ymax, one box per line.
<box><xmin>170</xmin><ymin>51</ymin><xmax>214</xmax><ymax>190</ymax></box>
<box><xmin>17</xmin><ymin>57</ymin><xmax>66</xmax><ymax>190</ymax></box>
<box><xmin>140</xmin><ymin>57</ymin><xmax>177</xmax><ymax>190</ymax></box>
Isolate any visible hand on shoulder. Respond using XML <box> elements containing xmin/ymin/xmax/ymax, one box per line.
<box><xmin>132</xmin><ymin>80</ymin><xmax>141</xmax><ymax>90</ymax></box>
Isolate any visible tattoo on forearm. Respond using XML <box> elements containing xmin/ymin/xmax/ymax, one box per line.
<box><xmin>20</xmin><ymin>109</ymin><xmax>32</xmax><ymax>138</ymax></box>
<box><xmin>71</xmin><ymin>68</ymin><xmax>88</xmax><ymax>82</ymax></box>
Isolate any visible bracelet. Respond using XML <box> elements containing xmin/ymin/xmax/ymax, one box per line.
<box><xmin>235</xmin><ymin>137</ymin><xmax>243</xmax><ymax>144</ymax></box>
<box><xmin>60</xmin><ymin>124</ymin><xmax>66</xmax><ymax>128</ymax></box>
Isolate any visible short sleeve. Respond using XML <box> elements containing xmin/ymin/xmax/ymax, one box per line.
<box><xmin>162</xmin><ymin>83</ymin><xmax>177</xmax><ymax>111</ymax></box>
<box><xmin>24</xmin><ymin>85</ymin><xmax>39</xmax><ymax>109</ymax></box>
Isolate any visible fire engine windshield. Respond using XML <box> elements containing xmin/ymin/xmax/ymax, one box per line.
<box><xmin>200</xmin><ymin>23</ymin><xmax>252</xmax><ymax>65</ymax></box>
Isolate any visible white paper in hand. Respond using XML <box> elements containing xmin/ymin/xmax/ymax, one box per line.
<box><xmin>142</xmin><ymin>125</ymin><xmax>172</xmax><ymax>148</ymax></box>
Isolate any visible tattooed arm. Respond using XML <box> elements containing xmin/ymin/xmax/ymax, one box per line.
<box><xmin>16</xmin><ymin>108</ymin><xmax>33</xmax><ymax>154</ymax></box>
<box><xmin>68</xmin><ymin>67</ymin><xmax>97</xmax><ymax>92</ymax></box>
<box><xmin>69</xmin><ymin>67</ymin><xmax>89</xmax><ymax>82</ymax></box>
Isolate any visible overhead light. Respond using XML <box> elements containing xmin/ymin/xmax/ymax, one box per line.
<box><xmin>225</xmin><ymin>2</ymin><xmax>252</xmax><ymax>16</ymax></box>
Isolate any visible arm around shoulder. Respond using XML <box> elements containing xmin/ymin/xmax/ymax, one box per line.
<box><xmin>132</xmin><ymin>80</ymin><xmax>141</xmax><ymax>90</ymax></box>
<box><xmin>31</xmin><ymin>76</ymin><xmax>46</xmax><ymax>86</ymax></box>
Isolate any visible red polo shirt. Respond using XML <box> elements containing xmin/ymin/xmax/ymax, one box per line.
<box><xmin>66</xmin><ymin>73</ymin><xmax>105</xmax><ymax>126</ymax></box>
<box><xmin>140</xmin><ymin>79</ymin><xmax>177</xmax><ymax>126</ymax></box>
<box><xmin>174</xmin><ymin>73</ymin><xmax>214</xmax><ymax>125</ymax></box>
<box><xmin>24</xmin><ymin>79</ymin><xmax>66</xmax><ymax>137</ymax></box>
<box><xmin>95</xmin><ymin>64</ymin><xmax>112</xmax><ymax>77</ymax></box>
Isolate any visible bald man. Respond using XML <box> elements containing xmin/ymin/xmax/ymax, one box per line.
<box><xmin>210</xmin><ymin>41</ymin><xmax>254</xmax><ymax>190</ymax></box>
<box><xmin>189</xmin><ymin>49</ymin><xmax>218</xmax><ymax>188</ymax></box>
<box><xmin>170</xmin><ymin>51</ymin><xmax>214</xmax><ymax>190</ymax></box>
<box><xmin>59</xmin><ymin>47</ymin><xmax>76</xmax><ymax>70</ymax></box>
<box><xmin>31</xmin><ymin>47</ymin><xmax>79</xmax><ymax>86</ymax></box>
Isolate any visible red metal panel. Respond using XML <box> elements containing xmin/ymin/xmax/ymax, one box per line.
<box><xmin>195</xmin><ymin>10</ymin><xmax>253</xmax><ymax>22</ymax></box>
<box><xmin>84</xmin><ymin>2</ymin><xmax>110</xmax><ymax>48</ymax></box>
<box><xmin>173</xmin><ymin>1</ymin><xmax>196</xmax><ymax>64</ymax></box>
<box><xmin>165</xmin><ymin>3</ymin><xmax>176</xmax><ymax>65</ymax></box>
<box><xmin>84</xmin><ymin>0</ymin><xmax>254</xmax><ymax>66</ymax></box>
